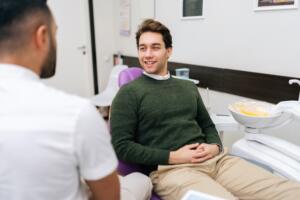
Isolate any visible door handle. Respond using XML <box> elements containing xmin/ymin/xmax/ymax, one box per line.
<box><xmin>77</xmin><ymin>45</ymin><xmax>86</xmax><ymax>55</ymax></box>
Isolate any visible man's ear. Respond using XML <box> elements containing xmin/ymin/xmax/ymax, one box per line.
<box><xmin>34</xmin><ymin>25</ymin><xmax>49</xmax><ymax>51</ymax></box>
<box><xmin>166</xmin><ymin>47</ymin><xmax>173</xmax><ymax>58</ymax></box>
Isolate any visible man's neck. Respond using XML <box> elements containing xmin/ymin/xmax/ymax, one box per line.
<box><xmin>0</xmin><ymin>55</ymin><xmax>40</xmax><ymax>76</ymax></box>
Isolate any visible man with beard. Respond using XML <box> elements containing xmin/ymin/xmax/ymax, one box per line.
<box><xmin>0</xmin><ymin>1</ymin><xmax>152</xmax><ymax>200</ymax></box>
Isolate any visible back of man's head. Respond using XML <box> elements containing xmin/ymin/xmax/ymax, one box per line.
<box><xmin>0</xmin><ymin>0</ymin><xmax>51</xmax><ymax>54</ymax></box>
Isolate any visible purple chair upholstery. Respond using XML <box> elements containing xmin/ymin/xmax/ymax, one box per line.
<box><xmin>117</xmin><ymin>67</ymin><xmax>161</xmax><ymax>200</ymax></box>
<box><xmin>118</xmin><ymin>67</ymin><xmax>143</xmax><ymax>87</ymax></box>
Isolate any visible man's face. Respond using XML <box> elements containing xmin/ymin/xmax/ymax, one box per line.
<box><xmin>40</xmin><ymin>19</ymin><xmax>57</xmax><ymax>79</ymax></box>
<box><xmin>138</xmin><ymin>32</ymin><xmax>172</xmax><ymax>76</ymax></box>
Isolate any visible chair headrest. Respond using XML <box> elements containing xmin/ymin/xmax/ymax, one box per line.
<box><xmin>90</xmin><ymin>64</ymin><xmax>128</xmax><ymax>106</ymax></box>
<box><xmin>118</xmin><ymin>67</ymin><xmax>143</xmax><ymax>87</ymax></box>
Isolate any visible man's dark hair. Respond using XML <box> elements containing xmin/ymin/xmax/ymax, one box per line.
<box><xmin>0</xmin><ymin>0</ymin><xmax>51</xmax><ymax>52</ymax></box>
<box><xmin>136</xmin><ymin>19</ymin><xmax>173</xmax><ymax>49</ymax></box>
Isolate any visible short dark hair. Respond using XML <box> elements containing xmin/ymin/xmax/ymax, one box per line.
<box><xmin>0</xmin><ymin>0</ymin><xmax>51</xmax><ymax>52</ymax></box>
<box><xmin>136</xmin><ymin>19</ymin><xmax>172</xmax><ymax>49</ymax></box>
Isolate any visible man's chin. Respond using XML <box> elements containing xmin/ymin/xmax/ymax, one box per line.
<box><xmin>143</xmin><ymin>67</ymin><xmax>156</xmax><ymax>74</ymax></box>
<box><xmin>145</xmin><ymin>70</ymin><xmax>156</xmax><ymax>74</ymax></box>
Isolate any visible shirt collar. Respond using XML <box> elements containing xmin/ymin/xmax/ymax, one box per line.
<box><xmin>143</xmin><ymin>71</ymin><xmax>170</xmax><ymax>80</ymax></box>
<box><xmin>0</xmin><ymin>63</ymin><xmax>39</xmax><ymax>81</ymax></box>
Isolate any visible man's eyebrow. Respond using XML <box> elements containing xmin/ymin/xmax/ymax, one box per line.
<box><xmin>138</xmin><ymin>43</ymin><xmax>161</xmax><ymax>47</ymax></box>
<box><xmin>138</xmin><ymin>44</ymin><xmax>146</xmax><ymax>47</ymax></box>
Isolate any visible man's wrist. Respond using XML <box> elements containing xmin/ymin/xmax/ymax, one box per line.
<box><xmin>168</xmin><ymin>151</ymin><xmax>176</xmax><ymax>164</ymax></box>
<box><xmin>211</xmin><ymin>143</ymin><xmax>223</xmax><ymax>154</ymax></box>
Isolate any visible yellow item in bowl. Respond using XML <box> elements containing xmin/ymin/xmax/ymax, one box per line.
<box><xmin>232</xmin><ymin>102</ymin><xmax>270</xmax><ymax>117</ymax></box>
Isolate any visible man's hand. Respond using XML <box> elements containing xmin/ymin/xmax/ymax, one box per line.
<box><xmin>191</xmin><ymin>143</ymin><xmax>220</xmax><ymax>163</ymax></box>
<box><xmin>169</xmin><ymin>143</ymin><xmax>199</xmax><ymax>164</ymax></box>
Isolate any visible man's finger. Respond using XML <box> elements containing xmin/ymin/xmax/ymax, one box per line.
<box><xmin>185</xmin><ymin>143</ymin><xmax>199</xmax><ymax>149</ymax></box>
<box><xmin>196</xmin><ymin>145</ymin><xmax>205</xmax><ymax>151</ymax></box>
<box><xmin>192</xmin><ymin>151</ymin><xmax>208</xmax><ymax>159</ymax></box>
<box><xmin>191</xmin><ymin>154</ymin><xmax>213</xmax><ymax>163</ymax></box>
<box><xmin>197</xmin><ymin>143</ymin><xmax>208</xmax><ymax>148</ymax></box>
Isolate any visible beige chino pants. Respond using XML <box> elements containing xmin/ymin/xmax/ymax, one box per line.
<box><xmin>150</xmin><ymin>149</ymin><xmax>300</xmax><ymax>200</ymax></box>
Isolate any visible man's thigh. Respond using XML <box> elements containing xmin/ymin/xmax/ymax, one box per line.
<box><xmin>119</xmin><ymin>172</ymin><xmax>153</xmax><ymax>200</ymax></box>
<box><xmin>215</xmin><ymin>155</ymin><xmax>300</xmax><ymax>200</ymax></box>
<box><xmin>150</xmin><ymin>167</ymin><xmax>236</xmax><ymax>200</ymax></box>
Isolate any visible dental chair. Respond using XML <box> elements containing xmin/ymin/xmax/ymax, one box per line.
<box><xmin>117</xmin><ymin>67</ymin><xmax>161</xmax><ymax>200</ymax></box>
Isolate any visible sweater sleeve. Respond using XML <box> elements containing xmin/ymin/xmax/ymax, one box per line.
<box><xmin>195</xmin><ymin>87</ymin><xmax>223</xmax><ymax>147</ymax></box>
<box><xmin>111</xmin><ymin>86</ymin><xmax>170</xmax><ymax>165</ymax></box>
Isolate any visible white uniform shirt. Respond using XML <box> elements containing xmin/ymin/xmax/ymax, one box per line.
<box><xmin>0</xmin><ymin>64</ymin><xmax>118</xmax><ymax>200</ymax></box>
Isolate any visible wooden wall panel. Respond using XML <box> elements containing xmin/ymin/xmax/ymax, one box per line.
<box><xmin>115</xmin><ymin>55</ymin><xmax>299</xmax><ymax>103</ymax></box>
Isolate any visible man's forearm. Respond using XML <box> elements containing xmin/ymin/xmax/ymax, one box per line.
<box><xmin>86</xmin><ymin>171</ymin><xmax>120</xmax><ymax>200</ymax></box>
<box><xmin>115</xmin><ymin>141</ymin><xmax>170</xmax><ymax>165</ymax></box>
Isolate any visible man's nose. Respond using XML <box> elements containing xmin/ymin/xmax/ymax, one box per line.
<box><xmin>144</xmin><ymin>49</ymin><xmax>153</xmax><ymax>57</ymax></box>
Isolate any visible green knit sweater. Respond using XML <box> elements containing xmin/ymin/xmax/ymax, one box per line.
<box><xmin>111</xmin><ymin>75</ymin><xmax>222</xmax><ymax>172</ymax></box>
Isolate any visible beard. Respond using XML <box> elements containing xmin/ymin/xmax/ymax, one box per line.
<box><xmin>40</xmin><ymin>35</ymin><xmax>57</xmax><ymax>79</ymax></box>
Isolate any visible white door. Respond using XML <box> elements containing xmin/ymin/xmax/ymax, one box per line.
<box><xmin>43</xmin><ymin>0</ymin><xmax>94</xmax><ymax>97</ymax></box>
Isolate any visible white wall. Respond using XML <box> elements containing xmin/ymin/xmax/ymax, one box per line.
<box><xmin>114</xmin><ymin>0</ymin><xmax>156</xmax><ymax>58</ymax></box>
<box><xmin>115</xmin><ymin>0</ymin><xmax>300</xmax><ymax>78</ymax></box>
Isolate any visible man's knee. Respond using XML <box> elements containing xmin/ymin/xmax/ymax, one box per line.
<box><xmin>120</xmin><ymin>172</ymin><xmax>153</xmax><ymax>200</ymax></box>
